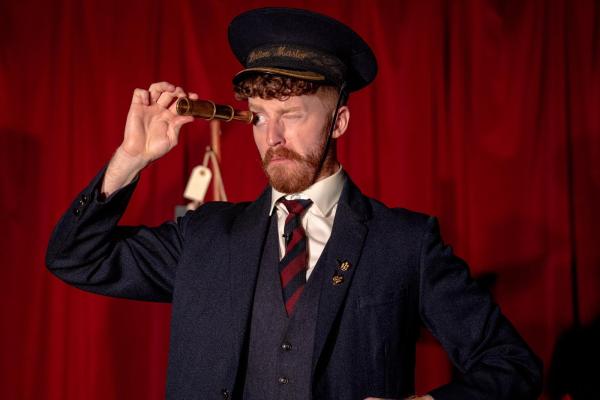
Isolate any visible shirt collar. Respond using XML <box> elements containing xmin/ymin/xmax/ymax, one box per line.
<box><xmin>269</xmin><ymin>165</ymin><xmax>346</xmax><ymax>217</ymax></box>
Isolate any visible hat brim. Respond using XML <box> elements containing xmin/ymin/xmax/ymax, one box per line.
<box><xmin>233</xmin><ymin>67</ymin><xmax>326</xmax><ymax>85</ymax></box>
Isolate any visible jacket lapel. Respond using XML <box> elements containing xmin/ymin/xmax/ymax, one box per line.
<box><xmin>228</xmin><ymin>188</ymin><xmax>272</xmax><ymax>358</ymax></box>
<box><xmin>312</xmin><ymin>178</ymin><xmax>371</xmax><ymax>369</ymax></box>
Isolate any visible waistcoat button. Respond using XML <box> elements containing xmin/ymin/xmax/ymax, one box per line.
<box><xmin>281</xmin><ymin>342</ymin><xmax>292</xmax><ymax>351</ymax></box>
<box><xmin>278</xmin><ymin>376</ymin><xmax>289</xmax><ymax>384</ymax></box>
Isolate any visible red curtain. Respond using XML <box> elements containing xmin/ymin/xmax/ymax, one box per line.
<box><xmin>1</xmin><ymin>0</ymin><xmax>598</xmax><ymax>398</ymax></box>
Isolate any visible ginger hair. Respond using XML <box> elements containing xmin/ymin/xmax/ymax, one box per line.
<box><xmin>234</xmin><ymin>74</ymin><xmax>345</xmax><ymax>108</ymax></box>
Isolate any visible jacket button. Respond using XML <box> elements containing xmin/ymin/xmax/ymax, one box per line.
<box><xmin>281</xmin><ymin>342</ymin><xmax>292</xmax><ymax>351</ymax></box>
<box><xmin>79</xmin><ymin>194</ymin><xmax>89</xmax><ymax>205</ymax></box>
<box><xmin>73</xmin><ymin>207</ymin><xmax>81</xmax><ymax>216</ymax></box>
<box><xmin>278</xmin><ymin>376</ymin><xmax>289</xmax><ymax>385</ymax></box>
<box><xmin>221</xmin><ymin>389</ymin><xmax>230</xmax><ymax>399</ymax></box>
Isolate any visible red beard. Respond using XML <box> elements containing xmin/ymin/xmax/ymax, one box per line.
<box><xmin>262</xmin><ymin>146</ymin><xmax>322</xmax><ymax>193</ymax></box>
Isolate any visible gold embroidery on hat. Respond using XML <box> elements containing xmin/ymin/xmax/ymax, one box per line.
<box><xmin>246</xmin><ymin>44</ymin><xmax>346</xmax><ymax>81</ymax></box>
<box><xmin>248</xmin><ymin>46</ymin><xmax>320</xmax><ymax>62</ymax></box>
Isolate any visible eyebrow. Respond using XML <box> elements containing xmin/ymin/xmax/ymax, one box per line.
<box><xmin>248</xmin><ymin>104</ymin><xmax>265</xmax><ymax>113</ymax></box>
<box><xmin>248</xmin><ymin>104</ymin><xmax>303</xmax><ymax>115</ymax></box>
<box><xmin>281</xmin><ymin>107</ymin><xmax>303</xmax><ymax>114</ymax></box>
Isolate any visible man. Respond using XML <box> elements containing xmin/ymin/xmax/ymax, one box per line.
<box><xmin>46</xmin><ymin>7</ymin><xmax>542</xmax><ymax>400</ymax></box>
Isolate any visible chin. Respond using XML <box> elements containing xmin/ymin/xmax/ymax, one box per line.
<box><xmin>267</xmin><ymin>163</ymin><xmax>315</xmax><ymax>194</ymax></box>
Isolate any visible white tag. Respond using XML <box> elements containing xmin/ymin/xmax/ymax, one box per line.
<box><xmin>183</xmin><ymin>166</ymin><xmax>212</xmax><ymax>202</ymax></box>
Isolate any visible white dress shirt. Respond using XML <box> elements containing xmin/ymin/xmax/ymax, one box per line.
<box><xmin>269</xmin><ymin>166</ymin><xmax>346</xmax><ymax>280</ymax></box>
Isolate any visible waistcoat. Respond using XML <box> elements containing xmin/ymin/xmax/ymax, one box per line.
<box><xmin>243</xmin><ymin>216</ymin><xmax>329</xmax><ymax>400</ymax></box>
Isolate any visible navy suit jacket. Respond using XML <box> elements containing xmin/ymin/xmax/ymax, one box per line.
<box><xmin>46</xmin><ymin>169</ymin><xmax>542</xmax><ymax>399</ymax></box>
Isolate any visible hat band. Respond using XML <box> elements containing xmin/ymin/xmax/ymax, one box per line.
<box><xmin>246</xmin><ymin>44</ymin><xmax>346</xmax><ymax>84</ymax></box>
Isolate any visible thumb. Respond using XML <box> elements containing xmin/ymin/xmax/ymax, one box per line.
<box><xmin>172</xmin><ymin>115</ymin><xmax>195</xmax><ymax>130</ymax></box>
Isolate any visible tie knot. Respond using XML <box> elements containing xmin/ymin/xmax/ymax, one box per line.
<box><xmin>280</xmin><ymin>198</ymin><xmax>313</xmax><ymax>216</ymax></box>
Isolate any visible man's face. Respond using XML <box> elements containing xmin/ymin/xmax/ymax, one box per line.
<box><xmin>249</xmin><ymin>93</ymin><xmax>333</xmax><ymax>193</ymax></box>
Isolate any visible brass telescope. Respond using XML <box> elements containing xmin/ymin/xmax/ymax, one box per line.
<box><xmin>175</xmin><ymin>98</ymin><xmax>254</xmax><ymax>124</ymax></box>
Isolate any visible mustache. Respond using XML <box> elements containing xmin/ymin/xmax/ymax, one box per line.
<box><xmin>263</xmin><ymin>147</ymin><xmax>305</xmax><ymax>165</ymax></box>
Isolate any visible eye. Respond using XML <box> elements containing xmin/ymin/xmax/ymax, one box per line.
<box><xmin>252</xmin><ymin>114</ymin><xmax>267</xmax><ymax>126</ymax></box>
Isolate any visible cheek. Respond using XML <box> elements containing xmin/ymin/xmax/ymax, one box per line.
<box><xmin>298</xmin><ymin>132</ymin><xmax>325</xmax><ymax>156</ymax></box>
<box><xmin>285</xmin><ymin>125</ymin><xmax>317</xmax><ymax>155</ymax></box>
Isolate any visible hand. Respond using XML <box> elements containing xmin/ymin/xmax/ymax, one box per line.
<box><xmin>121</xmin><ymin>81</ymin><xmax>196</xmax><ymax>164</ymax></box>
<box><xmin>101</xmin><ymin>82</ymin><xmax>197</xmax><ymax>196</ymax></box>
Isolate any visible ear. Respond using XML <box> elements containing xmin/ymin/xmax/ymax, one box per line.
<box><xmin>332</xmin><ymin>106</ymin><xmax>350</xmax><ymax>139</ymax></box>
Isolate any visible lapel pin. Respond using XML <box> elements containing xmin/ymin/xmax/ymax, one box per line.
<box><xmin>332</xmin><ymin>273</ymin><xmax>344</xmax><ymax>286</ymax></box>
<box><xmin>337</xmin><ymin>259</ymin><xmax>351</xmax><ymax>272</ymax></box>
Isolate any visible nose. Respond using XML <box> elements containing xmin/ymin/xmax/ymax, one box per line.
<box><xmin>266</xmin><ymin>118</ymin><xmax>284</xmax><ymax>147</ymax></box>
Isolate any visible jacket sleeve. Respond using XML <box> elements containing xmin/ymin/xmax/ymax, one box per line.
<box><xmin>45</xmin><ymin>167</ymin><xmax>187</xmax><ymax>302</ymax></box>
<box><xmin>419</xmin><ymin>217</ymin><xmax>543</xmax><ymax>400</ymax></box>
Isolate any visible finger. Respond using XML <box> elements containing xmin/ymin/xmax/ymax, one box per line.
<box><xmin>188</xmin><ymin>92</ymin><xmax>199</xmax><ymax>100</ymax></box>
<box><xmin>149</xmin><ymin>81</ymin><xmax>175</xmax><ymax>93</ymax></box>
<box><xmin>173</xmin><ymin>86</ymin><xmax>186</xmax><ymax>97</ymax></box>
<box><xmin>156</xmin><ymin>90</ymin><xmax>178</xmax><ymax>108</ymax></box>
<box><xmin>168</xmin><ymin>86</ymin><xmax>187</xmax><ymax>113</ymax></box>
<box><xmin>131</xmin><ymin>88</ymin><xmax>150</xmax><ymax>105</ymax></box>
<box><xmin>149</xmin><ymin>81</ymin><xmax>175</xmax><ymax>103</ymax></box>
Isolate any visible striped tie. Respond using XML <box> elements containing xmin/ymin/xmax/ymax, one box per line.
<box><xmin>279</xmin><ymin>199</ymin><xmax>313</xmax><ymax>315</ymax></box>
